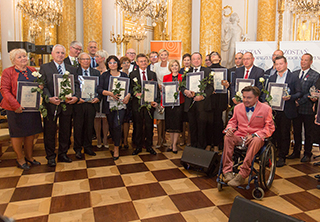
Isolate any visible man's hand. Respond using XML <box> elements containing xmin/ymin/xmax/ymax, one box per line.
<box><xmin>123</xmin><ymin>94</ymin><xmax>131</xmax><ymax>104</ymax></box>
<box><xmin>135</xmin><ymin>92</ymin><xmax>142</xmax><ymax>98</ymax></box>
<box><xmin>245</xmin><ymin>134</ymin><xmax>254</xmax><ymax>145</ymax></box>
<box><xmin>309</xmin><ymin>95</ymin><xmax>318</xmax><ymax>102</ymax></box>
<box><xmin>232</xmin><ymin>98</ymin><xmax>241</xmax><ymax>105</ymax></box>
<box><xmin>194</xmin><ymin>95</ymin><xmax>204</xmax><ymax>101</ymax></box>
<box><xmin>49</xmin><ymin>97</ymin><xmax>61</xmax><ymax>105</ymax></box>
<box><xmin>225</xmin><ymin>128</ymin><xmax>236</xmax><ymax>137</ymax></box>
<box><xmin>151</xmin><ymin>102</ymin><xmax>158</xmax><ymax>107</ymax></box>
<box><xmin>282</xmin><ymin>96</ymin><xmax>291</xmax><ymax>101</ymax></box>
<box><xmin>77</xmin><ymin>98</ymin><xmax>85</xmax><ymax>104</ymax></box>
<box><xmin>295</xmin><ymin>100</ymin><xmax>299</xmax><ymax>107</ymax></box>
<box><xmin>222</xmin><ymin>81</ymin><xmax>230</xmax><ymax>88</ymax></box>
<box><xmin>15</xmin><ymin>106</ymin><xmax>24</xmax><ymax>113</ymax></box>
<box><xmin>91</xmin><ymin>98</ymin><xmax>99</xmax><ymax>104</ymax></box>
<box><xmin>66</xmin><ymin>96</ymin><xmax>78</xmax><ymax>104</ymax></box>
<box><xmin>184</xmin><ymin>90</ymin><xmax>194</xmax><ymax>98</ymax></box>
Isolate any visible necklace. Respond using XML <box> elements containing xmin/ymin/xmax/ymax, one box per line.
<box><xmin>15</xmin><ymin>68</ymin><xmax>29</xmax><ymax>80</ymax></box>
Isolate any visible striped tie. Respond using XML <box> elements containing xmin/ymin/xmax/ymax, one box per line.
<box><xmin>58</xmin><ymin>65</ymin><xmax>63</xmax><ymax>74</ymax></box>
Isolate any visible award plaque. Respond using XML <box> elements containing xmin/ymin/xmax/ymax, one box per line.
<box><xmin>53</xmin><ymin>74</ymin><xmax>75</xmax><ymax>98</ymax></box>
<box><xmin>79</xmin><ymin>76</ymin><xmax>99</xmax><ymax>102</ymax></box>
<box><xmin>211</xmin><ymin>68</ymin><xmax>228</xmax><ymax>93</ymax></box>
<box><xmin>16</xmin><ymin>81</ymin><xmax>41</xmax><ymax>112</ymax></box>
<box><xmin>162</xmin><ymin>81</ymin><xmax>179</xmax><ymax>107</ymax></box>
<box><xmin>186</xmin><ymin>71</ymin><xmax>204</xmax><ymax>93</ymax></box>
<box><xmin>107</xmin><ymin>76</ymin><xmax>130</xmax><ymax>102</ymax></box>
<box><xmin>141</xmin><ymin>81</ymin><xmax>157</xmax><ymax>105</ymax></box>
<box><xmin>235</xmin><ymin>78</ymin><xmax>255</xmax><ymax>94</ymax></box>
<box><xmin>267</xmin><ymin>82</ymin><xmax>288</xmax><ymax>111</ymax></box>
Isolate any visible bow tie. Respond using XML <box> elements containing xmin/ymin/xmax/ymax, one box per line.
<box><xmin>246</xmin><ymin>107</ymin><xmax>254</xmax><ymax>112</ymax></box>
<box><xmin>131</xmin><ymin>62</ymin><xmax>135</xmax><ymax>65</ymax></box>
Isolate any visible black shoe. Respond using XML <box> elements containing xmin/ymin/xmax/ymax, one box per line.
<box><xmin>113</xmin><ymin>156</ymin><xmax>119</xmax><ymax>160</ymax></box>
<box><xmin>301</xmin><ymin>155</ymin><xmax>311</xmax><ymax>162</ymax></box>
<box><xmin>315</xmin><ymin>174</ymin><xmax>320</xmax><ymax>179</ymax></box>
<box><xmin>84</xmin><ymin>149</ymin><xmax>96</xmax><ymax>156</ymax></box>
<box><xmin>123</xmin><ymin>145</ymin><xmax>129</xmax><ymax>149</ymax></box>
<box><xmin>147</xmin><ymin>147</ymin><xmax>157</xmax><ymax>155</ymax></box>
<box><xmin>25</xmin><ymin>158</ymin><xmax>41</xmax><ymax>165</ymax></box>
<box><xmin>16</xmin><ymin>161</ymin><xmax>30</xmax><ymax>170</ymax></box>
<box><xmin>276</xmin><ymin>158</ymin><xmax>286</xmax><ymax>167</ymax></box>
<box><xmin>166</xmin><ymin>148</ymin><xmax>173</xmax><ymax>152</ymax></box>
<box><xmin>75</xmin><ymin>151</ymin><xmax>82</xmax><ymax>159</ymax></box>
<box><xmin>47</xmin><ymin>158</ymin><xmax>56</xmax><ymax>167</ymax></box>
<box><xmin>172</xmin><ymin>150</ymin><xmax>178</xmax><ymax>154</ymax></box>
<box><xmin>132</xmin><ymin>148</ymin><xmax>142</xmax><ymax>155</ymax></box>
<box><xmin>287</xmin><ymin>152</ymin><xmax>300</xmax><ymax>159</ymax></box>
<box><xmin>58</xmin><ymin>154</ymin><xmax>72</xmax><ymax>163</ymax></box>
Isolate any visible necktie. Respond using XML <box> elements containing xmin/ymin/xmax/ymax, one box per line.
<box><xmin>300</xmin><ymin>71</ymin><xmax>305</xmax><ymax>80</ymax></box>
<box><xmin>91</xmin><ymin>57</ymin><xmax>96</xmax><ymax>68</ymax></box>
<box><xmin>58</xmin><ymin>65</ymin><xmax>63</xmax><ymax>74</ymax></box>
<box><xmin>195</xmin><ymin>68</ymin><xmax>198</xmax><ymax>72</ymax></box>
<box><xmin>142</xmin><ymin>71</ymin><xmax>147</xmax><ymax>81</ymax></box>
<box><xmin>246</xmin><ymin>107</ymin><xmax>254</xmax><ymax>112</ymax></box>
<box><xmin>244</xmin><ymin>70</ymin><xmax>249</xmax><ymax>79</ymax></box>
<box><xmin>84</xmin><ymin>70</ymin><xmax>88</xmax><ymax>76</ymax></box>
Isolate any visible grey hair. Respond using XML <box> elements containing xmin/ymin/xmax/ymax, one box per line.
<box><xmin>9</xmin><ymin>48</ymin><xmax>27</xmax><ymax>65</ymax></box>
<box><xmin>78</xmin><ymin>52</ymin><xmax>90</xmax><ymax>59</ymax></box>
<box><xmin>95</xmin><ymin>50</ymin><xmax>109</xmax><ymax>62</ymax></box>
<box><xmin>52</xmin><ymin>44</ymin><xmax>66</xmax><ymax>52</ymax></box>
<box><xmin>70</xmin><ymin>41</ymin><xmax>83</xmax><ymax>48</ymax></box>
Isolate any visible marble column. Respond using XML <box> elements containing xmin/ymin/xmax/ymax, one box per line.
<box><xmin>172</xmin><ymin>0</ymin><xmax>192</xmax><ymax>54</ymax></box>
<box><xmin>257</xmin><ymin>0</ymin><xmax>276</xmax><ymax>41</ymax></box>
<box><xmin>57</xmin><ymin>0</ymin><xmax>77</xmax><ymax>55</ymax></box>
<box><xmin>199</xmin><ymin>0</ymin><xmax>221</xmax><ymax>61</ymax></box>
<box><xmin>83</xmin><ymin>0</ymin><xmax>102</xmax><ymax>52</ymax></box>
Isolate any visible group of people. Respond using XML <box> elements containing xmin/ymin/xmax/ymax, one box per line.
<box><xmin>1</xmin><ymin>41</ymin><xmax>320</xmax><ymax>187</ymax></box>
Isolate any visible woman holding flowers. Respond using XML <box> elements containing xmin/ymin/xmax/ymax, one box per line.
<box><xmin>97</xmin><ymin>55</ymin><xmax>131</xmax><ymax>160</ymax></box>
<box><xmin>0</xmin><ymin>49</ymin><xmax>42</xmax><ymax>170</ymax></box>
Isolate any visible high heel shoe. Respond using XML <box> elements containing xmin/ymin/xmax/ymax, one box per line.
<box><xmin>110</xmin><ymin>150</ymin><xmax>119</xmax><ymax>160</ymax></box>
<box><xmin>16</xmin><ymin>160</ymin><xmax>30</xmax><ymax>170</ymax></box>
<box><xmin>25</xmin><ymin>158</ymin><xmax>41</xmax><ymax>165</ymax></box>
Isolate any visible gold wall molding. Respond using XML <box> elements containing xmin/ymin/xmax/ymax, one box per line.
<box><xmin>200</xmin><ymin>0</ymin><xmax>222</xmax><ymax>61</ymax></box>
<box><xmin>257</xmin><ymin>0</ymin><xmax>276</xmax><ymax>41</ymax></box>
<box><xmin>153</xmin><ymin>21</ymin><xmax>163</xmax><ymax>40</ymax></box>
<box><xmin>172</xmin><ymin>0</ymin><xmax>192</xmax><ymax>55</ymax></box>
<box><xmin>83</xmin><ymin>0</ymin><xmax>102</xmax><ymax>52</ymax></box>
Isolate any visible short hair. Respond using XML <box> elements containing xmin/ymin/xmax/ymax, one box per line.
<box><xmin>244</xmin><ymin>52</ymin><xmax>254</xmax><ymax>57</ymax></box>
<box><xmin>158</xmin><ymin>49</ymin><xmax>169</xmax><ymax>56</ymax></box>
<box><xmin>9</xmin><ymin>48</ymin><xmax>27</xmax><ymax>64</ymax></box>
<box><xmin>210</xmin><ymin>51</ymin><xmax>221</xmax><ymax>59</ymax></box>
<box><xmin>95</xmin><ymin>50</ymin><xmax>109</xmax><ymax>62</ymax></box>
<box><xmin>78</xmin><ymin>52</ymin><xmax>90</xmax><ymax>59</ymax></box>
<box><xmin>149</xmin><ymin>51</ymin><xmax>158</xmax><ymax>56</ymax></box>
<box><xmin>106</xmin><ymin>55</ymin><xmax>121</xmax><ymax>71</ymax></box>
<box><xmin>235</xmin><ymin>52</ymin><xmax>243</xmax><ymax>57</ymax></box>
<box><xmin>182</xmin><ymin>53</ymin><xmax>191</xmax><ymax>60</ymax></box>
<box><xmin>120</xmin><ymin>56</ymin><xmax>130</xmax><ymax>64</ymax></box>
<box><xmin>52</xmin><ymin>44</ymin><xmax>66</xmax><ymax>52</ymax></box>
<box><xmin>303</xmin><ymin>53</ymin><xmax>313</xmax><ymax>61</ymax></box>
<box><xmin>136</xmin><ymin>53</ymin><xmax>148</xmax><ymax>61</ymax></box>
<box><xmin>88</xmin><ymin>41</ymin><xmax>97</xmax><ymax>45</ymax></box>
<box><xmin>275</xmin><ymin>55</ymin><xmax>287</xmax><ymax>63</ymax></box>
<box><xmin>191</xmin><ymin>52</ymin><xmax>202</xmax><ymax>59</ymax></box>
<box><xmin>70</xmin><ymin>41</ymin><xmax>83</xmax><ymax>48</ymax></box>
<box><xmin>241</xmin><ymin>86</ymin><xmax>260</xmax><ymax>97</ymax></box>
<box><xmin>168</xmin><ymin>60</ymin><xmax>181</xmax><ymax>72</ymax></box>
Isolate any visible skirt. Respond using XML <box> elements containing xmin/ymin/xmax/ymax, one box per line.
<box><xmin>7</xmin><ymin>111</ymin><xmax>42</xmax><ymax>137</ymax></box>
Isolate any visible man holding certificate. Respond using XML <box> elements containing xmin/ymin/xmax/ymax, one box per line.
<box><xmin>267</xmin><ymin>56</ymin><xmax>302</xmax><ymax>167</ymax></box>
<box><xmin>40</xmin><ymin>44</ymin><xmax>80</xmax><ymax>167</ymax></box>
<box><xmin>73</xmin><ymin>52</ymin><xmax>100</xmax><ymax>159</ymax></box>
<box><xmin>181</xmin><ymin>52</ymin><xmax>214</xmax><ymax>149</ymax></box>
<box><xmin>129</xmin><ymin>54</ymin><xmax>160</xmax><ymax>155</ymax></box>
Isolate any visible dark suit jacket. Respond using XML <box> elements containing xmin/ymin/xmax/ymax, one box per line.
<box><xmin>64</xmin><ymin>57</ymin><xmax>72</xmax><ymax>66</ymax></box>
<box><xmin>268</xmin><ymin>70</ymin><xmax>302</xmax><ymax>119</ymax></box>
<box><xmin>129</xmin><ymin>69</ymin><xmax>160</xmax><ymax>112</ymax></box>
<box><xmin>293</xmin><ymin>68</ymin><xmax>319</xmax><ymax>115</ymax></box>
<box><xmin>40</xmin><ymin>61</ymin><xmax>80</xmax><ymax>116</ymax></box>
<box><xmin>180</xmin><ymin>66</ymin><xmax>214</xmax><ymax>112</ymax></box>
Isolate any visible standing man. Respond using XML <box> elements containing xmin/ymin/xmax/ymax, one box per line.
<box><xmin>40</xmin><ymin>44</ymin><xmax>80</xmax><ymax>167</ymax></box>
<box><xmin>264</xmin><ymin>50</ymin><xmax>284</xmax><ymax>85</ymax></box>
<box><xmin>88</xmin><ymin>41</ymin><xmax>98</xmax><ymax>68</ymax></box>
<box><xmin>228</xmin><ymin>52</ymin><xmax>243</xmax><ymax>73</ymax></box>
<box><xmin>231</xmin><ymin>52</ymin><xmax>264</xmax><ymax>104</ymax></box>
<box><xmin>222</xmin><ymin>86</ymin><xmax>274</xmax><ymax>186</ymax></box>
<box><xmin>73</xmin><ymin>52</ymin><xmax>100</xmax><ymax>159</ymax></box>
<box><xmin>126</xmin><ymin>48</ymin><xmax>138</xmax><ymax>73</ymax></box>
<box><xmin>147</xmin><ymin>51</ymin><xmax>159</xmax><ymax>71</ymax></box>
<box><xmin>181</xmin><ymin>52</ymin><xmax>214</xmax><ymax>149</ymax></box>
<box><xmin>130</xmin><ymin>53</ymin><xmax>160</xmax><ymax>155</ymax></box>
<box><xmin>64</xmin><ymin>41</ymin><xmax>83</xmax><ymax>67</ymax></box>
<box><xmin>268</xmin><ymin>56</ymin><xmax>302</xmax><ymax>167</ymax></box>
<box><xmin>290</xmin><ymin>53</ymin><xmax>319</xmax><ymax>162</ymax></box>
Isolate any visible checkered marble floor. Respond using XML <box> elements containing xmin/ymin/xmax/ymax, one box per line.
<box><xmin>1</xmin><ymin>132</ymin><xmax>320</xmax><ymax>222</ymax></box>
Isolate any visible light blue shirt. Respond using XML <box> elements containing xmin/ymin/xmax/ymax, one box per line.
<box><xmin>82</xmin><ymin>68</ymin><xmax>90</xmax><ymax>76</ymax></box>
<box><xmin>276</xmin><ymin>70</ymin><xmax>288</xmax><ymax>84</ymax></box>
<box><xmin>53</xmin><ymin>61</ymin><xmax>66</xmax><ymax>74</ymax></box>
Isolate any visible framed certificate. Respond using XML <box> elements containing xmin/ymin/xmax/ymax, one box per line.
<box><xmin>107</xmin><ymin>76</ymin><xmax>130</xmax><ymax>102</ymax></box>
<box><xmin>211</xmin><ymin>68</ymin><xmax>228</xmax><ymax>93</ymax></box>
<box><xmin>235</xmin><ymin>78</ymin><xmax>255</xmax><ymax>94</ymax></box>
<box><xmin>186</xmin><ymin>71</ymin><xmax>204</xmax><ymax>93</ymax></box>
<box><xmin>268</xmin><ymin>82</ymin><xmax>287</xmax><ymax>111</ymax></box>
<box><xmin>79</xmin><ymin>76</ymin><xmax>99</xmax><ymax>101</ymax></box>
<box><xmin>141</xmin><ymin>81</ymin><xmax>157</xmax><ymax>105</ymax></box>
<box><xmin>16</xmin><ymin>81</ymin><xmax>41</xmax><ymax>112</ymax></box>
<box><xmin>230</xmin><ymin>71</ymin><xmax>236</xmax><ymax>84</ymax></box>
<box><xmin>53</xmin><ymin>74</ymin><xmax>75</xmax><ymax>98</ymax></box>
<box><xmin>162</xmin><ymin>82</ymin><xmax>179</xmax><ymax>107</ymax></box>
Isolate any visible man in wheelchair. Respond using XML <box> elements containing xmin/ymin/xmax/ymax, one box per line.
<box><xmin>222</xmin><ymin>86</ymin><xmax>275</xmax><ymax>186</ymax></box>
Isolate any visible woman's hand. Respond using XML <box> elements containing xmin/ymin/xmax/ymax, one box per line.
<box><xmin>15</xmin><ymin>106</ymin><xmax>24</xmax><ymax>113</ymax></box>
<box><xmin>123</xmin><ymin>93</ymin><xmax>131</xmax><ymax>104</ymax></box>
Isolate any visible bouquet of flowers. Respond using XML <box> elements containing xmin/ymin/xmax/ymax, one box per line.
<box><xmin>31</xmin><ymin>71</ymin><xmax>49</xmax><ymax>118</ymax></box>
<box><xmin>259</xmin><ymin>77</ymin><xmax>272</xmax><ymax>105</ymax></box>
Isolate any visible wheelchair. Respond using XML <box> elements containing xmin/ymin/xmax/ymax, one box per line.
<box><xmin>216</xmin><ymin>138</ymin><xmax>276</xmax><ymax>200</ymax></box>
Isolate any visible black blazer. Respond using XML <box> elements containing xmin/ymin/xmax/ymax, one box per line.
<box><xmin>64</xmin><ymin>57</ymin><xmax>72</xmax><ymax>66</ymax></box>
<box><xmin>40</xmin><ymin>61</ymin><xmax>80</xmax><ymax>116</ymax></box>
<box><xmin>268</xmin><ymin>70</ymin><xmax>302</xmax><ymax>119</ymax></box>
<box><xmin>129</xmin><ymin>69</ymin><xmax>160</xmax><ymax>112</ymax></box>
<box><xmin>180</xmin><ymin>66</ymin><xmax>214</xmax><ymax>112</ymax></box>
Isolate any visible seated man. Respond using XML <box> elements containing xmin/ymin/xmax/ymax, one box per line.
<box><xmin>222</xmin><ymin>86</ymin><xmax>275</xmax><ymax>186</ymax></box>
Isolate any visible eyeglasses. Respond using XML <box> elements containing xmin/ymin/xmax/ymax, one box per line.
<box><xmin>108</xmin><ymin>62</ymin><xmax>118</xmax><ymax>65</ymax></box>
<box><xmin>205</xmin><ymin>59</ymin><xmax>210</xmax><ymax>61</ymax></box>
<box><xmin>122</xmin><ymin>62</ymin><xmax>130</xmax><ymax>65</ymax></box>
<box><xmin>127</xmin><ymin>52</ymin><xmax>136</xmax><ymax>55</ymax></box>
<box><xmin>150</xmin><ymin>56</ymin><xmax>158</xmax><ymax>59</ymax></box>
<box><xmin>72</xmin><ymin>46</ymin><xmax>82</xmax><ymax>52</ymax></box>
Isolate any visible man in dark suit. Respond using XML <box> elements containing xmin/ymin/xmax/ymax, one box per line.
<box><xmin>63</xmin><ymin>41</ymin><xmax>83</xmax><ymax>67</ymax></box>
<box><xmin>264</xmin><ymin>50</ymin><xmax>284</xmax><ymax>86</ymax></box>
<box><xmin>147</xmin><ymin>51</ymin><xmax>158</xmax><ymax>72</ymax></box>
<box><xmin>126</xmin><ymin>48</ymin><xmax>138</xmax><ymax>73</ymax></box>
<box><xmin>268</xmin><ymin>56</ymin><xmax>302</xmax><ymax>167</ymax></box>
<box><xmin>289</xmin><ymin>53</ymin><xmax>319</xmax><ymax>162</ymax></box>
<box><xmin>228</xmin><ymin>52</ymin><xmax>243</xmax><ymax>74</ymax></box>
<box><xmin>181</xmin><ymin>52</ymin><xmax>214</xmax><ymax>149</ymax></box>
<box><xmin>231</xmin><ymin>52</ymin><xmax>264</xmax><ymax>103</ymax></box>
<box><xmin>88</xmin><ymin>41</ymin><xmax>98</xmax><ymax>68</ymax></box>
<box><xmin>73</xmin><ymin>52</ymin><xmax>100</xmax><ymax>159</ymax></box>
<box><xmin>129</xmin><ymin>53</ymin><xmax>160</xmax><ymax>155</ymax></box>
<box><xmin>40</xmin><ymin>44</ymin><xmax>80</xmax><ymax>167</ymax></box>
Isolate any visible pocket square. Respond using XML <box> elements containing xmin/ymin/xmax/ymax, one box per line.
<box><xmin>255</xmin><ymin>116</ymin><xmax>263</xmax><ymax>118</ymax></box>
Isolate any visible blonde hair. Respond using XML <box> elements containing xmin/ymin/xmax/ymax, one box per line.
<box><xmin>168</xmin><ymin>59</ymin><xmax>180</xmax><ymax>72</ymax></box>
<box><xmin>158</xmin><ymin>49</ymin><xmax>169</xmax><ymax>56</ymax></box>
<box><xmin>95</xmin><ymin>50</ymin><xmax>109</xmax><ymax>62</ymax></box>
<box><xmin>9</xmin><ymin>48</ymin><xmax>27</xmax><ymax>65</ymax></box>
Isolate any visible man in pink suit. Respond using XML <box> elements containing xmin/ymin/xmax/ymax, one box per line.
<box><xmin>222</xmin><ymin>86</ymin><xmax>275</xmax><ymax>186</ymax></box>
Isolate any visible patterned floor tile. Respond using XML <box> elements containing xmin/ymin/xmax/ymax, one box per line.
<box><xmin>85</xmin><ymin>158</ymin><xmax>115</xmax><ymax>168</ymax></box>
<box><xmin>55</xmin><ymin>160</ymin><xmax>87</xmax><ymax>172</ymax></box>
<box><xmin>144</xmin><ymin>159</ymin><xmax>178</xmax><ymax>171</ymax></box>
<box><xmin>89</xmin><ymin>175</ymin><xmax>124</xmax><ymax>191</ymax></box>
<box><xmin>17</xmin><ymin>173</ymin><xmax>55</xmax><ymax>188</ymax></box>
<box><xmin>141</xmin><ymin>213</ymin><xmax>186</xmax><ymax>222</ymax></box>
<box><xmin>202</xmin><ymin>187</ymin><xmax>243</xmax><ymax>206</ymax></box>
<box><xmin>122</xmin><ymin>171</ymin><xmax>158</xmax><ymax>187</ymax></box>
<box><xmin>91</xmin><ymin>187</ymin><xmax>131</xmax><ymax>207</ymax></box>
<box><xmin>10</xmin><ymin>184</ymin><xmax>53</xmax><ymax>202</ymax></box>
<box><xmin>151</xmin><ymin>168</ymin><xmax>187</xmax><ymax>181</ymax></box>
<box><xmin>48</xmin><ymin>208</ymin><xmax>95</xmax><ymax>222</ymax></box>
<box><xmin>281</xmin><ymin>191</ymin><xmax>320</xmax><ymax>211</ymax></box>
<box><xmin>0</xmin><ymin>188</ymin><xmax>15</xmax><ymax>204</ymax></box>
<box><xmin>127</xmin><ymin>183</ymin><xmax>167</xmax><ymax>201</ymax></box>
<box><xmin>87</xmin><ymin>165</ymin><xmax>120</xmax><ymax>178</ymax></box>
<box><xmin>54</xmin><ymin>169</ymin><xmax>88</xmax><ymax>182</ymax></box>
<box><xmin>0</xmin><ymin>177</ymin><xmax>20</xmax><ymax>189</ymax></box>
<box><xmin>93</xmin><ymin>202</ymin><xmax>139</xmax><ymax>222</ymax></box>
<box><xmin>181</xmin><ymin>206</ymin><xmax>229</xmax><ymax>222</ymax></box>
<box><xmin>286</xmin><ymin>175</ymin><xmax>319</xmax><ymax>190</ymax></box>
<box><xmin>117</xmin><ymin>163</ymin><xmax>149</xmax><ymax>174</ymax></box>
<box><xmin>50</xmin><ymin>192</ymin><xmax>91</xmax><ymax>214</ymax></box>
<box><xmin>52</xmin><ymin>179</ymin><xmax>90</xmax><ymax>197</ymax></box>
<box><xmin>159</xmin><ymin>178</ymin><xmax>199</xmax><ymax>195</ymax></box>
<box><xmin>270</xmin><ymin>179</ymin><xmax>304</xmax><ymax>195</ymax></box>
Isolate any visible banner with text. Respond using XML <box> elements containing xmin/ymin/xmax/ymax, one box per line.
<box><xmin>150</xmin><ymin>41</ymin><xmax>182</xmax><ymax>62</ymax></box>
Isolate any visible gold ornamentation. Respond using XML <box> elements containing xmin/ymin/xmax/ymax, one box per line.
<box><xmin>223</xmin><ymin>5</ymin><xmax>233</xmax><ymax>17</ymax></box>
<box><xmin>277</xmin><ymin>0</ymin><xmax>285</xmax><ymax>49</ymax></box>
<box><xmin>257</xmin><ymin>0</ymin><xmax>276</xmax><ymax>41</ymax></box>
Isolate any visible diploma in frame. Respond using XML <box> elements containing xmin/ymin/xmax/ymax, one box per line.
<box><xmin>79</xmin><ymin>76</ymin><xmax>99</xmax><ymax>102</ymax></box>
<box><xmin>162</xmin><ymin>81</ymin><xmax>179</xmax><ymax>107</ymax></box>
<box><xmin>267</xmin><ymin>82</ymin><xmax>287</xmax><ymax>111</ymax></box>
<box><xmin>235</xmin><ymin>78</ymin><xmax>255</xmax><ymax>94</ymax></box>
<box><xmin>211</xmin><ymin>68</ymin><xmax>228</xmax><ymax>93</ymax></box>
<box><xmin>16</xmin><ymin>81</ymin><xmax>41</xmax><ymax>112</ymax></box>
<box><xmin>186</xmin><ymin>71</ymin><xmax>204</xmax><ymax>93</ymax></box>
<box><xmin>53</xmin><ymin>74</ymin><xmax>75</xmax><ymax>98</ymax></box>
<box><xmin>141</xmin><ymin>81</ymin><xmax>157</xmax><ymax>105</ymax></box>
<box><xmin>107</xmin><ymin>76</ymin><xmax>130</xmax><ymax>102</ymax></box>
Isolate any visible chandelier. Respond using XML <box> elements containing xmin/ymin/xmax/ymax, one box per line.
<box><xmin>286</xmin><ymin>0</ymin><xmax>320</xmax><ymax>22</ymax></box>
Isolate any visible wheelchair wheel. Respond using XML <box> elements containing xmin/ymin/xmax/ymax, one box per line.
<box><xmin>252</xmin><ymin>187</ymin><xmax>264</xmax><ymax>200</ymax></box>
<box><xmin>259</xmin><ymin>142</ymin><xmax>276</xmax><ymax>190</ymax></box>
